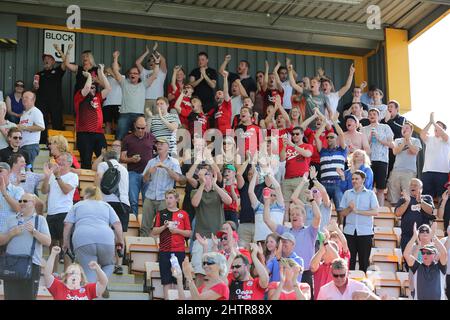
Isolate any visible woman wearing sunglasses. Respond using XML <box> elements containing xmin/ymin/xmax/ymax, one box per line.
<box><xmin>5</xmin><ymin>81</ymin><xmax>25</xmax><ymax>124</ymax></box>
<box><xmin>173</xmin><ymin>252</ymin><xmax>229</xmax><ymax>300</ymax></box>
<box><xmin>0</xmin><ymin>101</ymin><xmax>17</xmax><ymax>150</ymax></box>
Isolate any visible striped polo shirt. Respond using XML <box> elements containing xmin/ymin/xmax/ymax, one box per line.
<box><xmin>319</xmin><ymin>147</ymin><xmax>347</xmax><ymax>182</ymax></box>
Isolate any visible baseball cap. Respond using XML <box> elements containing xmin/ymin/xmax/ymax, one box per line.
<box><xmin>421</xmin><ymin>244</ymin><xmax>437</xmax><ymax>254</ymax></box>
<box><xmin>156</xmin><ymin>137</ymin><xmax>169</xmax><ymax>144</ymax></box>
<box><xmin>42</xmin><ymin>53</ymin><xmax>55</xmax><ymax>61</ymax></box>
<box><xmin>216</xmin><ymin>230</ymin><xmax>239</xmax><ymax>242</ymax></box>
<box><xmin>368</xmin><ymin>107</ymin><xmax>380</xmax><ymax>115</ymax></box>
<box><xmin>224</xmin><ymin>164</ymin><xmax>236</xmax><ymax>172</ymax></box>
<box><xmin>0</xmin><ymin>162</ymin><xmax>11</xmax><ymax>171</ymax></box>
<box><xmin>280</xmin><ymin>232</ymin><xmax>296</xmax><ymax>245</ymax></box>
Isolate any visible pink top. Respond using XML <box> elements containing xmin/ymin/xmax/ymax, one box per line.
<box><xmin>317</xmin><ymin>278</ymin><xmax>368</xmax><ymax>300</ymax></box>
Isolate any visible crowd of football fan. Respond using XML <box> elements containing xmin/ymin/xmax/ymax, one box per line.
<box><xmin>0</xmin><ymin>42</ymin><xmax>448</xmax><ymax>300</ymax></box>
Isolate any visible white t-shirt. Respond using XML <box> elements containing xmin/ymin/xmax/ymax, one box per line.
<box><xmin>423</xmin><ymin>135</ymin><xmax>450</xmax><ymax>173</ymax></box>
<box><xmin>97</xmin><ymin>159</ymin><xmax>130</xmax><ymax>206</ymax></box>
<box><xmin>231</xmin><ymin>96</ymin><xmax>243</xmax><ymax>123</ymax></box>
<box><xmin>47</xmin><ymin>172</ymin><xmax>79</xmax><ymax>215</ymax></box>
<box><xmin>141</xmin><ymin>68</ymin><xmax>166</xmax><ymax>99</ymax></box>
<box><xmin>326</xmin><ymin>92</ymin><xmax>340</xmax><ymax>113</ymax></box>
<box><xmin>19</xmin><ymin>106</ymin><xmax>45</xmax><ymax>146</ymax></box>
<box><xmin>281</xmin><ymin>80</ymin><xmax>293</xmax><ymax>109</ymax></box>
<box><xmin>104</xmin><ymin>75</ymin><xmax>124</xmax><ymax>106</ymax></box>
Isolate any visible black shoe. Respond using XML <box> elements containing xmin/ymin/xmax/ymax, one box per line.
<box><xmin>59</xmin><ymin>252</ymin><xmax>64</xmax><ymax>264</ymax></box>
<box><xmin>114</xmin><ymin>265</ymin><xmax>123</xmax><ymax>275</ymax></box>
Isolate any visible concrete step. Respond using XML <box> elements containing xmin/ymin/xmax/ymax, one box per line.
<box><xmin>110</xmin><ymin>273</ymin><xmax>135</xmax><ymax>284</ymax></box>
<box><xmin>108</xmin><ymin>283</ymin><xmax>143</xmax><ymax>292</ymax></box>
<box><xmin>96</xmin><ymin>291</ymin><xmax>150</xmax><ymax>300</ymax></box>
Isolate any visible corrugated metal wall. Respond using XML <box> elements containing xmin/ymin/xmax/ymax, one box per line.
<box><xmin>367</xmin><ymin>44</ymin><xmax>387</xmax><ymax>98</ymax></box>
<box><xmin>0</xmin><ymin>26</ymin><xmax>355</xmax><ymax>114</ymax></box>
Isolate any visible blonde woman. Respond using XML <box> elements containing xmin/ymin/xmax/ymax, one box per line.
<box><xmin>173</xmin><ymin>252</ymin><xmax>229</xmax><ymax>300</ymax></box>
<box><xmin>48</xmin><ymin>135</ymin><xmax>81</xmax><ymax>204</ymax></box>
<box><xmin>337</xmin><ymin>149</ymin><xmax>373</xmax><ymax>193</ymax></box>
<box><xmin>44</xmin><ymin>246</ymin><xmax>108</xmax><ymax>300</ymax></box>
<box><xmin>62</xmin><ymin>186</ymin><xmax>124</xmax><ymax>284</ymax></box>
<box><xmin>215</xmin><ymin>136</ymin><xmax>242</xmax><ymax>168</ymax></box>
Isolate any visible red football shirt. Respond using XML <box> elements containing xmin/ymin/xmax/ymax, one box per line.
<box><xmin>48</xmin><ymin>278</ymin><xmax>97</xmax><ymax>300</ymax></box>
<box><xmin>284</xmin><ymin>143</ymin><xmax>314</xmax><ymax>179</ymax></box>
<box><xmin>223</xmin><ymin>184</ymin><xmax>240</xmax><ymax>212</ymax></box>
<box><xmin>304</xmin><ymin>127</ymin><xmax>334</xmax><ymax>164</ymax></box>
<box><xmin>236</xmin><ymin>124</ymin><xmax>260</xmax><ymax>155</ymax></box>
<box><xmin>268</xmin><ymin>281</ymin><xmax>310</xmax><ymax>300</ymax></box>
<box><xmin>313</xmin><ymin>262</ymin><xmax>333</xmax><ymax>299</ymax></box>
<box><xmin>154</xmin><ymin>209</ymin><xmax>191</xmax><ymax>252</ymax></box>
<box><xmin>168</xmin><ymin>83</ymin><xmax>181</xmax><ymax>109</ymax></box>
<box><xmin>177</xmin><ymin>97</ymin><xmax>193</xmax><ymax>129</ymax></box>
<box><xmin>74</xmin><ymin>90</ymin><xmax>103</xmax><ymax>133</ymax></box>
<box><xmin>215</xmin><ymin>100</ymin><xmax>232</xmax><ymax>135</ymax></box>
<box><xmin>229</xmin><ymin>277</ymin><xmax>266</xmax><ymax>300</ymax></box>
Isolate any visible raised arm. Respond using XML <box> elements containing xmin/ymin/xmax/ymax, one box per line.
<box><xmin>97</xmin><ymin>64</ymin><xmax>111</xmax><ymax>99</ymax></box>
<box><xmin>146</xmin><ymin>55</ymin><xmax>160</xmax><ymax>88</ymax></box>
<box><xmin>263</xmin><ymin>61</ymin><xmax>269</xmax><ymax>92</ymax></box>
<box><xmin>212</xmin><ymin>174</ymin><xmax>232</xmax><ymax>205</ymax></box>
<box><xmin>80</xmin><ymin>72</ymin><xmax>93</xmax><ymax>97</ymax></box>
<box><xmin>135</xmin><ymin>46</ymin><xmax>150</xmax><ymax>73</ymax></box>
<box><xmin>273</xmin><ymin>61</ymin><xmax>283</xmax><ymax>92</ymax></box>
<box><xmin>248</xmin><ymin>166</ymin><xmax>259</xmax><ymax>208</ymax></box>
<box><xmin>338</xmin><ymin>64</ymin><xmax>355</xmax><ymax>97</ymax></box>
<box><xmin>219</xmin><ymin>55</ymin><xmax>231</xmax><ymax>76</ymax></box>
<box><xmin>420</xmin><ymin>112</ymin><xmax>434</xmax><ymax>142</ymax></box>
<box><xmin>249</xmin><ymin>243</ymin><xmax>269</xmax><ymax>289</ymax></box>
<box><xmin>288</xmin><ymin>64</ymin><xmax>303</xmax><ymax>94</ymax></box>
<box><xmin>403</xmin><ymin>223</ymin><xmax>418</xmax><ymax>267</ymax></box>
<box><xmin>262</xmin><ymin>195</ymin><xmax>278</xmax><ymax>233</ymax></box>
<box><xmin>290</xmin><ymin>173</ymin><xmax>308</xmax><ymax>204</ymax></box>
<box><xmin>112</xmin><ymin>51</ymin><xmax>124</xmax><ymax>83</ymax></box>
<box><xmin>267</xmin><ymin>174</ymin><xmax>284</xmax><ymax>205</ymax></box>
<box><xmin>300</xmin><ymin>112</ymin><xmax>318</xmax><ymax>131</ymax></box>
<box><xmin>221</xmin><ymin>70</ymin><xmax>231</xmax><ymax>102</ymax></box>
<box><xmin>310</xmin><ymin>244</ymin><xmax>326</xmax><ymax>273</ymax></box>
<box><xmin>43</xmin><ymin>246</ymin><xmax>59</xmax><ymax>287</ymax></box>
<box><xmin>63</xmin><ymin>44</ymin><xmax>78</xmax><ymax>73</ymax></box>
<box><xmin>433</xmin><ymin>232</ymin><xmax>448</xmax><ymax>265</ymax></box>
<box><xmin>53</xmin><ymin>44</ymin><xmax>67</xmax><ymax>72</ymax></box>
<box><xmin>332</xmin><ymin>112</ymin><xmax>346</xmax><ymax>149</ymax></box>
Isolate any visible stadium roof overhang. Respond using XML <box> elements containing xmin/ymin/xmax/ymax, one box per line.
<box><xmin>0</xmin><ymin>0</ymin><xmax>449</xmax><ymax>55</ymax></box>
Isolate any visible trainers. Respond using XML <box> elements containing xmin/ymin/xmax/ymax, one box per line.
<box><xmin>114</xmin><ymin>265</ymin><xmax>123</xmax><ymax>275</ymax></box>
<box><xmin>59</xmin><ymin>252</ymin><xmax>64</xmax><ymax>264</ymax></box>
<box><xmin>102</xmin><ymin>288</ymin><xmax>110</xmax><ymax>299</ymax></box>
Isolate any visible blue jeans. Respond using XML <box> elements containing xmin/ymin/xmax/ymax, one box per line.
<box><xmin>322</xmin><ymin>181</ymin><xmax>344</xmax><ymax>211</ymax></box>
<box><xmin>21</xmin><ymin>144</ymin><xmax>40</xmax><ymax>168</ymax></box>
<box><xmin>116</xmin><ymin>113</ymin><xmax>143</xmax><ymax>140</ymax></box>
<box><xmin>128</xmin><ymin>171</ymin><xmax>148</xmax><ymax>216</ymax></box>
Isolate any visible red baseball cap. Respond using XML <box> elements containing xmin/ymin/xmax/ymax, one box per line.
<box><xmin>217</xmin><ymin>230</ymin><xmax>239</xmax><ymax>242</ymax></box>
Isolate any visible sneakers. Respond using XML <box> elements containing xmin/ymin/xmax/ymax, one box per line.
<box><xmin>59</xmin><ymin>252</ymin><xmax>64</xmax><ymax>264</ymax></box>
<box><xmin>102</xmin><ymin>288</ymin><xmax>110</xmax><ymax>299</ymax></box>
<box><xmin>113</xmin><ymin>265</ymin><xmax>123</xmax><ymax>275</ymax></box>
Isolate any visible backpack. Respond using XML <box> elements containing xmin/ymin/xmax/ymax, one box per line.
<box><xmin>100</xmin><ymin>161</ymin><xmax>121</xmax><ymax>196</ymax></box>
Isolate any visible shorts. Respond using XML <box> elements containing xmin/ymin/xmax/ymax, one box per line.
<box><xmin>371</xmin><ymin>161</ymin><xmax>388</xmax><ymax>190</ymax></box>
<box><xmin>46</xmin><ymin>212</ymin><xmax>67</xmax><ymax>240</ymax></box>
<box><xmin>109</xmin><ymin>202</ymin><xmax>131</xmax><ymax>232</ymax></box>
<box><xmin>103</xmin><ymin>105</ymin><xmax>120</xmax><ymax>123</ymax></box>
<box><xmin>159</xmin><ymin>251</ymin><xmax>185</xmax><ymax>285</ymax></box>
<box><xmin>282</xmin><ymin>176</ymin><xmax>308</xmax><ymax>203</ymax></box>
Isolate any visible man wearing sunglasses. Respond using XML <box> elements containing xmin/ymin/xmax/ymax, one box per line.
<box><xmin>228</xmin><ymin>243</ymin><xmax>269</xmax><ymax>300</ymax></box>
<box><xmin>317</xmin><ymin>258</ymin><xmax>370</xmax><ymax>300</ymax></box>
<box><xmin>0</xmin><ymin>128</ymin><xmax>30</xmax><ymax>166</ymax></box>
<box><xmin>395</xmin><ymin>178</ymin><xmax>435</xmax><ymax>254</ymax></box>
<box><xmin>403</xmin><ymin>227</ymin><xmax>447</xmax><ymax>300</ymax></box>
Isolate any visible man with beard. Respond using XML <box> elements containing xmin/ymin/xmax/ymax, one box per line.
<box><xmin>228</xmin><ymin>243</ymin><xmax>269</xmax><ymax>300</ymax></box>
<box><xmin>219</xmin><ymin>55</ymin><xmax>257</xmax><ymax>102</ymax></box>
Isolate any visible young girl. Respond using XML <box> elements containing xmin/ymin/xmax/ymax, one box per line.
<box><xmin>264</xmin><ymin>233</ymin><xmax>280</xmax><ymax>266</ymax></box>
<box><xmin>43</xmin><ymin>246</ymin><xmax>108</xmax><ymax>300</ymax></box>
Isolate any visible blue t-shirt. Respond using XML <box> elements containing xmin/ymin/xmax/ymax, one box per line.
<box><xmin>266</xmin><ymin>252</ymin><xmax>304</xmax><ymax>282</ymax></box>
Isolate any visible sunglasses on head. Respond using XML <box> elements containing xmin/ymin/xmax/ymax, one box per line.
<box><xmin>231</xmin><ymin>264</ymin><xmax>242</xmax><ymax>270</ymax></box>
<box><xmin>18</xmin><ymin>199</ymin><xmax>30</xmax><ymax>203</ymax></box>
<box><xmin>332</xmin><ymin>273</ymin><xmax>346</xmax><ymax>278</ymax></box>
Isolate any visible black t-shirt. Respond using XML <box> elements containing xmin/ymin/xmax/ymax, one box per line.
<box><xmin>382</xmin><ymin>114</ymin><xmax>406</xmax><ymax>140</ymax></box>
<box><xmin>411</xmin><ymin>261</ymin><xmax>446</xmax><ymax>300</ymax></box>
<box><xmin>75</xmin><ymin>65</ymin><xmax>99</xmax><ymax>94</ymax></box>
<box><xmin>396</xmin><ymin>195</ymin><xmax>435</xmax><ymax>241</ymax></box>
<box><xmin>228</xmin><ymin>72</ymin><xmax>257</xmax><ymax>97</ymax></box>
<box><xmin>35</xmin><ymin>65</ymin><xmax>65</xmax><ymax>103</ymax></box>
<box><xmin>239</xmin><ymin>181</ymin><xmax>265</xmax><ymax>223</ymax></box>
<box><xmin>0</xmin><ymin>146</ymin><xmax>30</xmax><ymax>166</ymax></box>
<box><xmin>189</xmin><ymin>67</ymin><xmax>218</xmax><ymax>113</ymax></box>
<box><xmin>360</xmin><ymin>118</ymin><xmax>370</xmax><ymax>127</ymax></box>
<box><xmin>181</xmin><ymin>162</ymin><xmax>197</xmax><ymax>222</ymax></box>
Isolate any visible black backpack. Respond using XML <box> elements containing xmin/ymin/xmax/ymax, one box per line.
<box><xmin>100</xmin><ymin>161</ymin><xmax>121</xmax><ymax>196</ymax></box>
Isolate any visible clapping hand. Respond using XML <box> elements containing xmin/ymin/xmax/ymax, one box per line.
<box><xmin>51</xmin><ymin>246</ymin><xmax>61</xmax><ymax>255</ymax></box>
<box><xmin>224</xmin><ymin>54</ymin><xmax>231</xmax><ymax>62</ymax></box>
<box><xmin>401</xmin><ymin>190</ymin><xmax>411</xmax><ymax>204</ymax></box>
<box><xmin>88</xmin><ymin>261</ymin><xmax>100</xmax><ymax>270</ymax></box>
<box><xmin>348</xmin><ymin>201</ymin><xmax>355</xmax><ymax>212</ymax></box>
<box><xmin>82</xmin><ymin>71</ymin><xmax>91</xmax><ymax>78</ymax></box>
<box><xmin>309</xmin><ymin>166</ymin><xmax>318</xmax><ymax>180</ymax></box>
<box><xmin>24</xmin><ymin>221</ymin><xmax>34</xmax><ymax>233</ymax></box>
